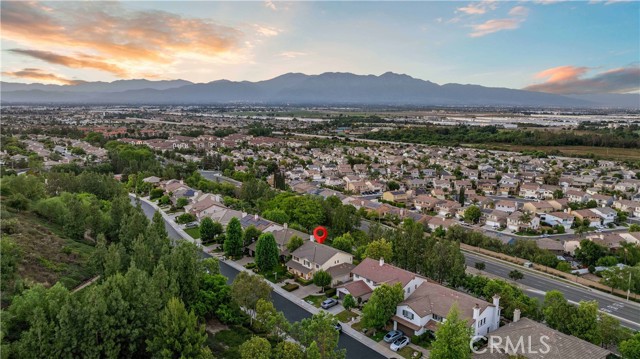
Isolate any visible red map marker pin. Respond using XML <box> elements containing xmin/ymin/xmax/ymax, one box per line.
<box><xmin>313</xmin><ymin>226</ymin><xmax>328</xmax><ymax>244</ymax></box>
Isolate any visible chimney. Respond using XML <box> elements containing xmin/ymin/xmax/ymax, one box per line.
<box><xmin>379</xmin><ymin>257</ymin><xmax>384</xmax><ymax>267</ymax></box>
<box><xmin>254</xmin><ymin>213</ymin><xmax>258</xmax><ymax>221</ymax></box>
<box><xmin>513</xmin><ymin>309</ymin><xmax>521</xmax><ymax>323</ymax></box>
<box><xmin>493</xmin><ymin>295</ymin><xmax>500</xmax><ymax>307</ymax></box>
<box><xmin>473</xmin><ymin>304</ymin><xmax>480</xmax><ymax>321</ymax></box>
<box><xmin>284</xmin><ymin>223</ymin><xmax>288</xmax><ymax>229</ymax></box>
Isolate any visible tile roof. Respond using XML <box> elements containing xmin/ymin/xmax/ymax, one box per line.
<box><xmin>351</xmin><ymin>258</ymin><xmax>416</xmax><ymax>287</ymax></box>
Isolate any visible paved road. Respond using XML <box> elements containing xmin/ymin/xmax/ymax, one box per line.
<box><xmin>135</xmin><ymin>198</ymin><xmax>385</xmax><ymax>359</ymax></box>
<box><xmin>464</xmin><ymin>251</ymin><xmax>640</xmax><ymax>330</ymax></box>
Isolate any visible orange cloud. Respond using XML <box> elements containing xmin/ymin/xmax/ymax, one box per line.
<box><xmin>457</xmin><ymin>1</ymin><xmax>497</xmax><ymax>15</ymax></box>
<box><xmin>8</xmin><ymin>49</ymin><xmax>128</xmax><ymax>77</ymax></box>
<box><xmin>2</xmin><ymin>68</ymin><xmax>83</xmax><ymax>85</ymax></box>
<box><xmin>0</xmin><ymin>2</ymin><xmax>244</xmax><ymax>77</ymax></box>
<box><xmin>524</xmin><ymin>65</ymin><xmax>640</xmax><ymax>94</ymax></box>
<box><xmin>468</xmin><ymin>6</ymin><xmax>529</xmax><ymax>37</ymax></box>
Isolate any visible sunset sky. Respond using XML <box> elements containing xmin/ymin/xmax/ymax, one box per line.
<box><xmin>1</xmin><ymin>1</ymin><xmax>639</xmax><ymax>94</ymax></box>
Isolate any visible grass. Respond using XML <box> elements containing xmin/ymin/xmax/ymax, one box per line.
<box><xmin>208</xmin><ymin>325</ymin><xmax>255</xmax><ymax>359</ymax></box>
<box><xmin>397</xmin><ymin>346</ymin><xmax>423</xmax><ymax>359</ymax></box>
<box><xmin>335</xmin><ymin>310</ymin><xmax>358</xmax><ymax>323</ymax></box>
<box><xmin>350</xmin><ymin>320</ymin><xmax>386</xmax><ymax>342</ymax></box>
<box><xmin>184</xmin><ymin>226</ymin><xmax>201</xmax><ymax>239</ymax></box>
<box><xmin>468</xmin><ymin>143</ymin><xmax>640</xmax><ymax>161</ymax></box>
<box><xmin>260</xmin><ymin>263</ymin><xmax>288</xmax><ymax>283</ymax></box>
<box><xmin>1</xmin><ymin>209</ymin><xmax>97</xmax><ymax>302</ymax></box>
<box><xmin>303</xmin><ymin>294</ymin><xmax>327</xmax><ymax>308</ymax></box>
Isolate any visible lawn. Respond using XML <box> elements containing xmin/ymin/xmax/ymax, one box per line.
<box><xmin>303</xmin><ymin>294</ymin><xmax>327</xmax><ymax>308</ymax></box>
<box><xmin>260</xmin><ymin>263</ymin><xmax>288</xmax><ymax>283</ymax></box>
<box><xmin>468</xmin><ymin>143</ymin><xmax>640</xmax><ymax>161</ymax></box>
<box><xmin>335</xmin><ymin>310</ymin><xmax>358</xmax><ymax>323</ymax></box>
<box><xmin>208</xmin><ymin>325</ymin><xmax>255</xmax><ymax>359</ymax></box>
<box><xmin>184</xmin><ymin>226</ymin><xmax>201</xmax><ymax>239</ymax></box>
<box><xmin>350</xmin><ymin>320</ymin><xmax>386</xmax><ymax>342</ymax></box>
<box><xmin>397</xmin><ymin>346</ymin><xmax>423</xmax><ymax>359</ymax></box>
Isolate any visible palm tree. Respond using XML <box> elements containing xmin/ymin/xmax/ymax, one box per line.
<box><xmin>519</xmin><ymin>212</ymin><xmax>532</xmax><ymax>225</ymax></box>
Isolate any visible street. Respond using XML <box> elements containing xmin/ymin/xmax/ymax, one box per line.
<box><xmin>464</xmin><ymin>251</ymin><xmax>640</xmax><ymax>330</ymax></box>
<box><xmin>135</xmin><ymin>198</ymin><xmax>386</xmax><ymax>359</ymax></box>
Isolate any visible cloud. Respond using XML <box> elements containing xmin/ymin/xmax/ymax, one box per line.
<box><xmin>456</xmin><ymin>1</ymin><xmax>497</xmax><ymax>15</ymax></box>
<box><xmin>264</xmin><ymin>0</ymin><xmax>277</xmax><ymax>11</ymax></box>
<box><xmin>0</xmin><ymin>2</ymin><xmax>245</xmax><ymax>77</ymax></box>
<box><xmin>2</xmin><ymin>68</ymin><xmax>83</xmax><ymax>85</ymax></box>
<box><xmin>279</xmin><ymin>51</ymin><xmax>307</xmax><ymax>58</ymax></box>
<box><xmin>253</xmin><ymin>25</ymin><xmax>280</xmax><ymax>37</ymax></box>
<box><xmin>468</xmin><ymin>6</ymin><xmax>529</xmax><ymax>37</ymax></box>
<box><xmin>524</xmin><ymin>65</ymin><xmax>640</xmax><ymax>94</ymax></box>
<box><xmin>532</xmin><ymin>0</ymin><xmax>565</xmax><ymax>4</ymax></box>
<box><xmin>8</xmin><ymin>49</ymin><xmax>128</xmax><ymax>77</ymax></box>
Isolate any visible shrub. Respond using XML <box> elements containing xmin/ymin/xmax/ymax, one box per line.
<box><xmin>282</xmin><ymin>283</ymin><xmax>300</xmax><ymax>292</ymax></box>
<box><xmin>325</xmin><ymin>288</ymin><xmax>337</xmax><ymax>297</ymax></box>
<box><xmin>295</xmin><ymin>277</ymin><xmax>314</xmax><ymax>286</ymax></box>
<box><xmin>244</xmin><ymin>262</ymin><xmax>257</xmax><ymax>269</ymax></box>
<box><xmin>176</xmin><ymin>213</ymin><xmax>196</xmax><ymax>224</ymax></box>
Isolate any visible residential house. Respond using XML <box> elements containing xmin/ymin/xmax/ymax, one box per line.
<box><xmin>427</xmin><ymin>217</ymin><xmax>457</xmax><ymax>231</ymax></box>
<box><xmin>571</xmin><ymin>209</ymin><xmax>603</xmax><ymax>227</ymax></box>
<box><xmin>541</xmin><ymin>211</ymin><xmax>575</xmax><ymax>229</ymax></box>
<box><xmin>522</xmin><ymin>201</ymin><xmax>555</xmax><ymax>214</ymax></box>
<box><xmin>484</xmin><ymin>210</ymin><xmax>508</xmax><ymax>228</ymax></box>
<box><xmin>507</xmin><ymin>211</ymin><xmax>540</xmax><ymax>232</ymax></box>
<box><xmin>495</xmin><ymin>200</ymin><xmax>518</xmax><ymax>214</ymax></box>
<box><xmin>613</xmin><ymin>199</ymin><xmax>640</xmax><ymax>217</ymax></box>
<box><xmin>589</xmin><ymin>207</ymin><xmax>617</xmax><ymax>225</ymax></box>
<box><xmin>392</xmin><ymin>282</ymin><xmax>501</xmax><ymax>337</ymax></box>
<box><xmin>383</xmin><ymin>190</ymin><xmax>410</xmax><ymax>203</ymax></box>
<box><xmin>286</xmin><ymin>241</ymin><xmax>354</xmax><ymax>285</ymax></box>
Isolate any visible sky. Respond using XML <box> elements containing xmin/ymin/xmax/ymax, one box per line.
<box><xmin>1</xmin><ymin>1</ymin><xmax>639</xmax><ymax>94</ymax></box>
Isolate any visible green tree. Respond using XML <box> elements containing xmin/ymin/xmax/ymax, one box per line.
<box><xmin>147</xmin><ymin>297</ymin><xmax>213</xmax><ymax>359</ymax></box>
<box><xmin>543</xmin><ymin>291</ymin><xmax>574</xmax><ymax>333</ymax></box>
<box><xmin>463</xmin><ymin>205</ymin><xmax>481</xmax><ymax>224</ymax></box>
<box><xmin>313</xmin><ymin>270</ymin><xmax>333</xmax><ymax>291</ymax></box>
<box><xmin>231</xmin><ymin>271</ymin><xmax>272</xmax><ymax>322</ymax></box>
<box><xmin>556</xmin><ymin>261</ymin><xmax>571</xmax><ymax>272</ymax></box>
<box><xmin>508</xmin><ymin>269</ymin><xmax>524</xmax><ymax>281</ymax></box>
<box><xmin>272</xmin><ymin>341</ymin><xmax>305</xmax><ymax>359</ymax></box>
<box><xmin>239</xmin><ymin>336</ymin><xmax>271</xmax><ymax>359</ymax></box>
<box><xmin>243</xmin><ymin>225</ymin><xmax>262</xmax><ymax>247</ymax></box>
<box><xmin>263</xmin><ymin>208</ymin><xmax>290</xmax><ymax>224</ymax></box>
<box><xmin>361</xmin><ymin>283</ymin><xmax>404</xmax><ymax>331</ymax></box>
<box><xmin>287</xmin><ymin>235</ymin><xmax>304</xmax><ymax>252</ymax></box>
<box><xmin>199</xmin><ymin>217</ymin><xmax>218</xmax><ymax>243</ymax></box>
<box><xmin>424</xmin><ymin>240</ymin><xmax>466</xmax><ymax>287</ymax></box>
<box><xmin>430</xmin><ymin>304</ymin><xmax>473</xmax><ymax>359</ymax></box>
<box><xmin>150</xmin><ymin>188</ymin><xmax>164</xmax><ymax>200</ymax></box>
<box><xmin>458</xmin><ymin>187</ymin><xmax>466</xmax><ymax>206</ymax></box>
<box><xmin>630</xmin><ymin>224</ymin><xmax>640</xmax><ymax>232</ymax></box>
<box><xmin>568</xmin><ymin>301</ymin><xmax>601</xmax><ymax>344</ymax></box>
<box><xmin>176</xmin><ymin>197</ymin><xmax>189</xmax><ymax>209</ymax></box>
<box><xmin>332</xmin><ymin>233</ymin><xmax>354</xmax><ymax>253</ymax></box>
<box><xmin>364</xmin><ymin>238</ymin><xmax>393</xmax><ymax>262</ymax></box>
<box><xmin>575</xmin><ymin>240</ymin><xmax>608</xmax><ymax>267</ymax></box>
<box><xmin>620</xmin><ymin>332</ymin><xmax>640</xmax><ymax>359</ymax></box>
<box><xmin>474</xmin><ymin>262</ymin><xmax>486</xmax><ymax>271</ymax></box>
<box><xmin>599</xmin><ymin>313</ymin><xmax>627</xmax><ymax>349</ymax></box>
<box><xmin>224</xmin><ymin>217</ymin><xmax>244</xmax><ymax>258</ymax></box>
<box><xmin>387</xmin><ymin>181</ymin><xmax>400</xmax><ymax>191</ymax></box>
<box><xmin>151</xmin><ymin>211</ymin><xmax>168</xmax><ymax>240</ymax></box>
<box><xmin>343</xmin><ymin>294</ymin><xmax>357</xmax><ymax>312</ymax></box>
<box><xmin>254</xmin><ymin>299</ymin><xmax>290</xmax><ymax>339</ymax></box>
<box><xmin>255</xmin><ymin>232</ymin><xmax>279</xmax><ymax>272</ymax></box>
<box><xmin>293</xmin><ymin>311</ymin><xmax>345</xmax><ymax>359</ymax></box>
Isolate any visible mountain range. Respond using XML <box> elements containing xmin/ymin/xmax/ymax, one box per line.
<box><xmin>1</xmin><ymin>72</ymin><xmax>638</xmax><ymax>108</ymax></box>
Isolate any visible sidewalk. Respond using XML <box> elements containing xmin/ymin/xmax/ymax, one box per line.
<box><xmin>129</xmin><ymin>194</ymin><xmax>200</xmax><ymax>246</ymax></box>
<box><xmin>223</xmin><ymin>259</ymin><xmax>399</xmax><ymax>358</ymax></box>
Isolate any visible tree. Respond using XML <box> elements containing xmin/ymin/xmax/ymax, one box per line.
<box><xmin>230</xmin><ymin>271</ymin><xmax>272</xmax><ymax>322</ymax></box>
<box><xmin>474</xmin><ymin>262</ymin><xmax>486</xmax><ymax>271</ymax></box>
<box><xmin>364</xmin><ymin>238</ymin><xmax>393</xmax><ymax>262</ymax></box>
<box><xmin>150</xmin><ymin>188</ymin><xmax>164</xmax><ymax>200</ymax></box>
<box><xmin>244</xmin><ymin>225</ymin><xmax>262</xmax><ymax>247</ymax></box>
<box><xmin>508</xmin><ymin>270</ymin><xmax>524</xmax><ymax>281</ymax></box>
<box><xmin>362</xmin><ymin>283</ymin><xmax>404</xmax><ymax>331</ymax></box>
<box><xmin>599</xmin><ymin>313</ymin><xmax>627</xmax><ymax>349</ymax></box>
<box><xmin>147</xmin><ymin>297</ymin><xmax>213</xmax><ymax>359</ymax></box>
<box><xmin>463</xmin><ymin>205</ymin><xmax>481</xmax><ymax>224</ymax></box>
<box><xmin>332</xmin><ymin>233</ymin><xmax>353</xmax><ymax>253</ymax></box>
<box><xmin>239</xmin><ymin>336</ymin><xmax>271</xmax><ymax>359</ymax></box>
<box><xmin>430</xmin><ymin>304</ymin><xmax>473</xmax><ymax>359</ymax></box>
<box><xmin>630</xmin><ymin>223</ymin><xmax>640</xmax><ymax>233</ymax></box>
<box><xmin>199</xmin><ymin>217</ymin><xmax>219</xmax><ymax>243</ymax></box>
<box><xmin>620</xmin><ymin>332</ymin><xmax>640</xmax><ymax>359</ymax></box>
<box><xmin>313</xmin><ymin>270</ymin><xmax>333</xmax><ymax>291</ymax></box>
<box><xmin>175</xmin><ymin>212</ymin><xmax>196</xmax><ymax>224</ymax></box>
<box><xmin>224</xmin><ymin>217</ymin><xmax>244</xmax><ymax>258</ymax></box>
<box><xmin>543</xmin><ymin>291</ymin><xmax>574</xmax><ymax>334</ymax></box>
<box><xmin>176</xmin><ymin>197</ymin><xmax>189</xmax><ymax>209</ymax></box>
<box><xmin>556</xmin><ymin>261</ymin><xmax>571</xmax><ymax>272</ymax></box>
<box><xmin>255</xmin><ymin>233</ymin><xmax>279</xmax><ymax>272</ymax></box>
<box><xmin>424</xmin><ymin>240</ymin><xmax>466</xmax><ymax>287</ymax></box>
<box><xmin>553</xmin><ymin>189</ymin><xmax>564</xmax><ymax>199</ymax></box>
<box><xmin>568</xmin><ymin>301</ymin><xmax>601</xmax><ymax>344</ymax></box>
<box><xmin>151</xmin><ymin>211</ymin><xmax>168</xmax><ymax>240</ymax></box>
<box><xmin>575</xmin><ymin>240</ymin><xmax>608</xmax><ymax>267</ymax></box>
<box><xmin>287</xmin><ymin>236</ymin><xmax>304</xmax><ymax>252</ymax></box>
<box><xmin>458</xmin><ymin>187</ymin><xmax>466</xmax><ymax>206</ymax></box>
<box><xmin>387</xmin><ymin>181</ymin><xmax>400</xmax><ymax>191</ymax></box>
<box><xmin>293</xmin><ymin>311</ymin><xmax>345</xmax><ymax>359</ymax></box>
<box><xmin>254</xmin><ymin>299</ymin><xmax>289</xmax><ymax>339</ymax></box>
<box><xmin>343</xmin><ymin>294</ymin><xmax>356</xmax><ymax>312</ymax></box>
<box><xmin>272</xmin><ymin>341</ymin><xmax>305</xmax><ymax>359</ymax></box>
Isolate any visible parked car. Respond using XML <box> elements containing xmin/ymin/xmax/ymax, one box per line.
<box><xmin>523</xmin><ymin>261</ymin><xmax>533</xmax><ymax>268</ymax></box>
<box><xmin>321</xmin><ymin>298</ymin><xmax>338</xmax><ymax>309</ymax></box>
<box><xmin>334</xmin><ymin>322</ymin><xmax>342</xmax><ymax>332</ymax></box>
<box><xmin>185</xmin><ymin>222</ymin><xmax>199</xmax><ymax>228</ymax></box>
<box><xmin>390</xmin><ymin>336</ymin><xmax>410</xmax><ymax>351</ymax></box>
<box><xmin>383</xmin><ymin>330</ymin><xmax>404</xmax><ymax>343</ymax></box>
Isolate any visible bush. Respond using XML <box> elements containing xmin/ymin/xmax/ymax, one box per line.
<box><xmin>175</xmin><ymin>213</ymin><xmax>196</xmax><ymax>224</ymax></box>
<box><xmin>295</xmin><ymin>276</ymin><xmax>314</xmax><ymax>286</ymax></box>
<box><xmin>282</xmin><ymin>283</ymin><xmax>300</xmax><ymax>292</ymax></box>
<box><xmin>244</xmin><ymin>262</ymin><xmax>257</xmax><ymax>269</ymax></box>
<box><xmin>325</xmin><ymin>288</ymin><xmax>337</xmax><ymax>297</ymax></box>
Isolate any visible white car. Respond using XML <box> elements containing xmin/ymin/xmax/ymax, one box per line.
<box><xmin>390</xmin><ymin>336</ymin><xmax>410</xmax><ymax>351</ymax></box>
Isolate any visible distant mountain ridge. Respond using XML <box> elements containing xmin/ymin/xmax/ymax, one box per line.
<box><xmin>2</xmin><ymin>72</ymin><xmax>638</xmax><ymax>108</ymax></box>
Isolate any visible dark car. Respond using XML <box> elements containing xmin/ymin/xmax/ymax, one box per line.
<box><xmin>320</xmin><ymin>298</ymin><xmax>338</xmax><ymax>309</ymax></box>
<box><xmin>383</xmin><ymin>330</ymin><xmax>404</xmax><ymax>343</ymax></box>
<box><xmin>334</xmin><ymin>322</ymin><xmax>342</xmax><ymax>332</ymax></box>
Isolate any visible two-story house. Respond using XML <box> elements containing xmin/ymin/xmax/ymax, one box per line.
<box><xmin>540</xmin><ymin>211</ymin><xmax>574</xmax><ymax>229</ymax></box>
<box><xmin>392</xmin><ymin>281</ymin><xmax>501</xmax><ymax>338</ymax></box>
<box><xmin>286</xmin><ymin>241</ymin><xmax>354</xmax><ymax>285</ymax></box>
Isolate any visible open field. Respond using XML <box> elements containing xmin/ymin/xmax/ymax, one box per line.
<box><xmin>467</xmin><ymin>143</ymin><xmax>640</xmax><ymax>161</ymax></box>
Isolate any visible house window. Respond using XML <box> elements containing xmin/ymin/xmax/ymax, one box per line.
<box><xmin>304</xmin><ymin>260</ymin><xmax>310</xmax><ymax>267</ymax></box>
<box><xmin>402</xmin><ymin>310</ymin><xmax>414</xmax><ymax>320</ymax></box>
<box><xmin>432</xmin><ymin>314</ymin><xmax>442</xmax><ymax>322</ymax></box>
<box><xmin>316</xmin><ymin>264</ymin><xmax>320</xmax><ymax>269</ymax></box>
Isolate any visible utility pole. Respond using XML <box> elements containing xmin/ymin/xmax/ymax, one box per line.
<box><xmin>627</xmin><ymin>270</ymin><xmax>632</xmax><ymax>302</ymax></box>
